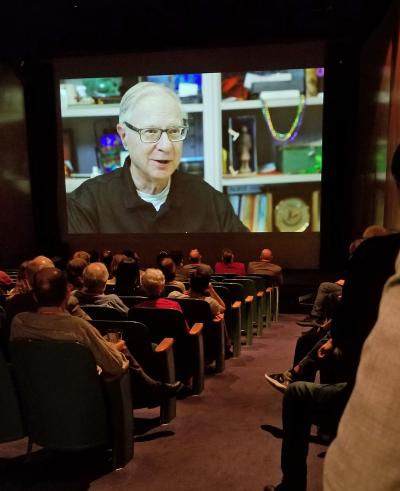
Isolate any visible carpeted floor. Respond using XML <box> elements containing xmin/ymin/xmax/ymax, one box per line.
<box><xmin>0</xmin><ymin>314</ymin><xmax>327</xmax><ymax>491</ymax></box>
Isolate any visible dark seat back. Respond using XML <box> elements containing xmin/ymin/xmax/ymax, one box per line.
<box><xmin>81</xmin><ymin>304</ymin><xmax>126</xmax><ymax>320</ymax></box>
<box><xmin>10</xmin><ymin>339</ymin><xmax>110</xmax><ymax>450</ymax></box>
<box><xmin>0</xmin><ymin>349</ymin><xmax>25</xmax><ymax>443</ymax></box>
<box><xmin>119</xmin><ymin>296</ymin><xmax>148</xmax><ymax>309</ymax></box>
<box><xmin>128</xmin><ymin>307</ymin><xmax>188</xmax><ymax>344</ymax></box>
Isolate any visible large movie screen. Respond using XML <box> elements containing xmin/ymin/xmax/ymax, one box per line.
<box><xmin>60</xmin><ymin>69</ymin><xmax>323</xmax><ymax>233</ymax></box>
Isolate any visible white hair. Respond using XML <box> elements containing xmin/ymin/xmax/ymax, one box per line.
<box><xmin>119</xmin><ymin>81</ymin><xmax>187</xmax><ymax>124</ymax></box>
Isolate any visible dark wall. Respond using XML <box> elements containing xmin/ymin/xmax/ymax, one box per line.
<box><xmin>0</xmin><ymin>64</ymin><xmax>35</xmax><ymax>266</ymax></box>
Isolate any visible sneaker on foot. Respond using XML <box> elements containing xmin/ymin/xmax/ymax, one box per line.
<box><xmin>296</xmin><ymin>315</ymin><xmax>319</xmax><ymax>327</ymax></box>
<box><xmin>264</xmin><ymin>370</ymin><xmax>293</xmax><ymax>391</ymax></box>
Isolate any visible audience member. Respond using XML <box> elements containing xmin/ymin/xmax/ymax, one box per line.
<box><xmin>100</xmin><ymin>249</ymin><xmax>113</xmax><ymax>274</ymax></box>
<box><xmin>72</xmin><ymin>250</ymin><xmax>91</xmax><ymax>264</ymax></box>
<box><xmin>10</xmin><ymin>267</ymin><xmax>182</xmax><ymax>395</ymax></box>
<box><xmin>72</xmin><ymin>262</ymin><xmax>128</xmax><ymax>316</ymax></box>
<box><xmin>0</xmin><ymin>270</ymin><xmax>13</xmax><ymax>294</ymax></box>
<box><xmin>6</xmin><ymin>261</ymin><xmax>30</xmax><ymax>298</ymax></box>
<box><xmin>169</xmin><ymin>249</ymin><xmax>186</xmax><ymax>282</ymax></box>
<box><xmin>323</xmin><ymin>145</ymin><xmax>400</xmax><ymax>491</ymax></box>
<box><xmin>214</xmin><ymin>248</ymin><xmax>245</xmax><ymax>275</ymax></box>
<box><xmin>114</xmin><ymin>257</ymin><xmax>141</xmax><ymax>296</ymax></box>
<box><xmin>169</xmin><ymin>265</ymin><xmax>225</xmax><ymax>317</ymax></box>
<box><xmin>182</xmin><ymin>249</ymin><xmax>213</xmax><ymax>279</ymax></box>
<box><xmin>247</xmin><ymin>248</ymin><xmax>283</xmax><ymax>285</ymax></box>
<box><xmin>5</xmin><ymin>255</ymin><xmax>89</xmax><ymax>324</ymax></box>
<box><xmin>263</xmin><ymin>146</ymin><xmax>400</xmax><ymax>491</ymax></box>
<box><xmin>159</xmin><ymin>257</ymin><xmax>185</xmax><ymax>292</ymax></box>
<box><xmin>135</xmin><ymin>268</ymin><xmax>186</xmax><ymax>316</ymax></box>
<box><xmin>66</xmin><ymin>257</ymin><xmax>88</xmax><ymax>290</ymax></box>
<box><xmin>107</xmin><ymin>253</ymin><xmax>128</xmax><ymax>286</ymax></box>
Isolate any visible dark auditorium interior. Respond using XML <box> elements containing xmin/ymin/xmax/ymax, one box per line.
<box><xmin>1</xmin><ymin>1</ymin><xmax>400</xmax><ymax>490</ymax></box>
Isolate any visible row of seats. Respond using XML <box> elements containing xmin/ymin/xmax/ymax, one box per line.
<box><xmin>0</xmin><ymin>273</ymin><xmax>279</xmax><ymax>470</ymax></box>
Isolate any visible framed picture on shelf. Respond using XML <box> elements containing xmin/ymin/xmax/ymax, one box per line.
<box><xmin>227</xmin><ymin>115</ymin><xmax>257</xmax><ymax>176</ymax></box>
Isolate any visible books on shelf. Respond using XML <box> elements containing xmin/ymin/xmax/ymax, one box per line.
<box><xmin>227</xmin><ymin>185</ymin><xmax>272</xmax><ymax>232</ymax></box>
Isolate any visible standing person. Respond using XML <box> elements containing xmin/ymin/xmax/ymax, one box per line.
<box><xmin>214</xmin><ymin>248</ymin><xmax>245</xmax><ymax>275</ymax></box>
<box><xmin>323</xmin><ymin>145</ymin><xmax>400</xmax><ymax>491</ymax></box>
<box><xmin>67</xmin><ymin>82</ymin><xmax>249</xmax><ymax>233</ymax></box>
<box><xmin>247</xmin><ymin>249</ymin><xmax>283</xmax><ymax>285</ymax></box>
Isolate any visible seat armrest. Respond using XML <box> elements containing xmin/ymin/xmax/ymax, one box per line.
<box><xmin>232</xmin><ymin>301</ymin><xmax>241</xmax><ymax>310</ymax></box>
<box><xmin>189</xmin><ymin>322</ymin><xmax>204</xmax><ymax>335</ymax></box>
<box><xmin>155</xmin><ymin>337</ymin><xmax>174</xmax><ymax>353</ymax></box>
<box><xmin>245</xmin><ymin>295</ymin><xmax>254</xmax><ymax>303</ymax></box>
<box><xmin>257</xmin><ymin>291</ymin><xmax>264</xmax><ymax>298</ymax></box>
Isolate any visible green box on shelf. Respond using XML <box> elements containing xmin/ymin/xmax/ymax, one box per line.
<box><xmin>277</xmin><ymin>144</ymin><xmax>322</xmax><ymax>174</ymax></box>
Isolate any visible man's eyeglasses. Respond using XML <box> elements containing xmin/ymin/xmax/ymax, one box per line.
<box><xmin>124</xmin><ymin>121</ymin><xmax>188</xmax><ymax>143</ymax></box>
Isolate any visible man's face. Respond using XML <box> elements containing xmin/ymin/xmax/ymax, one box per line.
<box><xmin>118</xmin><ymin>93</ymin><xmax>184</xmax><ymax>191</ymax></box>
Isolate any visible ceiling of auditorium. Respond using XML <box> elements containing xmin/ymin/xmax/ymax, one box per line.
<box><xmin>0</xmin><ymin>0</ymin><xmax>394</xmax><ymax>61</ymax></box>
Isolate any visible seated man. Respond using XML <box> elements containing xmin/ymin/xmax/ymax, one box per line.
<box><xmin>247</xmin><ymin>248</ymin><xmax>283</xmax><ymax>285</ymax></box>
<box><xmin>182</xmin><ymin>249</ymin><xmax>213</xmax><ymax>279</ymax></box>
<box><xmin>296</xmin><ymin>282</ymin><xmax>343</xmax><ymax>328</ymax></box>
<box><xmin>72</xmin><ymin>262</ymin><xmax>128</xmax><ymax>316</ymax></box>
<box><xmin>214</xmin><ymin>248</ymin><xmax>245</xmax><ymax>275</ymax></box>
<box><xmin>168</xmin><ymin>265</ymin><xmax>225</xmax><ymax>318</ymax></box>
<box><xmin>10</xmin><ymin>267</ymin><xmax>182</xmax><ymax>395</ymax></box>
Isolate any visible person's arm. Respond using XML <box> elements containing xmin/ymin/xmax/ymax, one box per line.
<box><xmin>206</xmin><ymin>283</ymin><xmax>225</xmax><ymax>313</ymax></box>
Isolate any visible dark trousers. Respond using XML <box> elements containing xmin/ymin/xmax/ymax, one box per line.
<box><xmin>280</xmin><ymin>381</ymin><xmax>348</xmax><ymax>491</ymax></box>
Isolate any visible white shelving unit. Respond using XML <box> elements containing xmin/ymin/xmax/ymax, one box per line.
<box><xmin>61</xmin><ymin>73</ymin><xmax>323</xmax><ymax>193</ymax></box>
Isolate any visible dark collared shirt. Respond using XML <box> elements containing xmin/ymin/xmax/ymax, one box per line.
<box><xmin>67</xmin><ymin>160</ymin><xmax>249</xmax><ymax>234</ymax></box>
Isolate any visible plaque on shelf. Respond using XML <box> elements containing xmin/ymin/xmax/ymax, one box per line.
<box><xmin>227</xmin><ymin>115</ymin><xmax>257</xmax><ymax>176</ymax></box>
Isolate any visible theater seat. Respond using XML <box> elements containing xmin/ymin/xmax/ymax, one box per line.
<box><xmin>10</xmin><ymin>339</ymin><xmax>133</xmax><ymax>470</ymax></box>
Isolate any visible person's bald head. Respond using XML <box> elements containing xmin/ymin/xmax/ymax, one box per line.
<box><xmin>83</xmin><ymin>262</ymin><xmax>109</xmax><ymax>293</ymax></box>
<box><xmin>33</xmin><ymin>267</ymin><xmax>68</xmax><ymax>307</ymax></box>
<box><xmin>26</xmin><ymin>256</ymin><xmax>55</xmax><ymax>287</ymax></box>
<box><xmin>189</xmin><ymin>249</ymin><xmax>201</xmax><ymax>264</ymax></box>
<box><xmin>362</xmin><ymin>225</ymin><xmax>387</xmax><ymax>239</ymax></box>
<box><xmin>260</xmin><ymin>249</ymin><xmax>273</xmax><ymax>262</ymax></box>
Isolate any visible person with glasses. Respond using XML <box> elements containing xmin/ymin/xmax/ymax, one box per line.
<box><xmin>67</xmin><ymin>81</ymin><xmax>249</xmax><ymax>233</ymax></box>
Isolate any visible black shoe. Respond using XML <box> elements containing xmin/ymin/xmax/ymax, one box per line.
<box><xmin>160</xmin><ymin>381</ymin><xmax>184</xmax><ymax>397</ymax></box>
<box><xmin>264</xmin><ymin>484</ymin><xmax>286</xmax><ymax>491</ymax></box>
<box><xmin>296</xmin><ymin>315</ymin><xmax>318</xmax><ymax>327</ymax></box>
<box><xmin>301</xmin><ymin>324</ymin><xmax>320</xmax><ymax>336</ymax></box>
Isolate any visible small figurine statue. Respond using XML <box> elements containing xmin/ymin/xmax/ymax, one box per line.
<box><xmin>237</xmin><ymin>125</ymin><xmax>252</xmax><ymax>173</ymax></box>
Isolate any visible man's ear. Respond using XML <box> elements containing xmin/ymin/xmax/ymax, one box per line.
<box><xmin>116</xmin><ymin>123</ymin><xmax>128</xmax><ymax>149</ymax></box>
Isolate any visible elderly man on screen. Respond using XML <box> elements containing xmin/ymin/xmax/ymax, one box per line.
<box><xmin>67</xmin><ymin>82</ymin><xmax>249</xmax><ymax>234</ymax></box>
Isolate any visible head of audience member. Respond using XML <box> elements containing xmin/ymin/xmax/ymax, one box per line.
<box><xmin>189</xmin><ymin>265</ymin><xmax>211</xmax><ymax>294</ymax></box>
<box><xmin>116</xmin><ymin>82</ymin><xmax>187</xmax><ymax>195</ymax></box>
<box><xmin>100</xmin><ymin>249</ymin><xmax>113</xmax><ymax>273</ymax></box>
<box><xmin>189</xmin><ymin>248</ymin><xmax>202</xmax><ymax>264</ymax></box>
<box><xmin>26</xmin><ymin>256</ymin><xmax>55</xmax><ymax>288</ymax></box>
<box><xmin>89</xmin><ymin>249</ymin><xmax>100</xmax><ymax>262</ymax></box>
<box><xmin>156</xmin><ymin>250</ymin><xmax>170</xmax><ymax>267</ymax></box>
<box><xmin>221</xmin><ymin>248</ymin><xmax>234</xmax><ymax>265</ymax></box>
<box><xmin>115</xmin><ymin>257</ymin><xmax>140</xmax><ymax>295</ymax></box>
<box><xmin>66</xmin><ymin>257</ymin><xmax>88</xmax><ymax>289</ymax></box>
<box><xmin>33</xmin><ymin>267</ymin><xmax>69</xmax><ymax>308</ymax></box>
<box><xmin>362</xmin><ymin>224</ymin><xmax>387</xmax><ymax>239</ymax></box>
<box><xmin>72</xmin><ymin>250</ymin><xmax>91</xmax><ymax>264</ymax></box>
<box><xmin>159</xmin><ymin>257</ymin><xmax>176</xmax><ymax>282</ymax></box>
<box><xmin>169</xmin><ymin>250</ymin><xmax>184</xmax><ymax>267</ymax></box>
<box><xmin>141</xmin><ymin>268</ymin><xmax>165</xmax><ymax>298</ymax></box>
<box><xmin>110</xmin><ymin>253</ymin><xmax>128</xmax><ymax>278</ymax></box>
<box><xmin>260</xmin><ymin>248</ymin><xmax>273</xmax><ymax>262</ymax></box>
<box><xmin>82</xmin><ymin>262</ymin><xmax>109</xmax><ymax>294</ymax></box>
